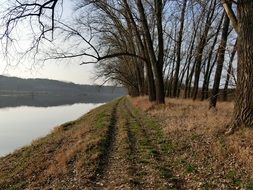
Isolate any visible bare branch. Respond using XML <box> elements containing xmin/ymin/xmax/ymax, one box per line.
<box><xmin>221</xmin><ymin>0</ymin><xmax>239</xmax><ymax>33</ymax></box>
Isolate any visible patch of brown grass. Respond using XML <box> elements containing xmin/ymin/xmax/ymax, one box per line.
<box><xmin>0</xmin><ymin>99</ymin><xmax>120</xmax><ymax>189</ymax></box>
<box><xmin>131</xmin><ymin>96</ymin><xmax>253</xmax><ymax>189</ymax></box>
<box><xmin>129</xmin><ymin>96</ymin><xmax>155</xmax><ymax>111</ymax></box>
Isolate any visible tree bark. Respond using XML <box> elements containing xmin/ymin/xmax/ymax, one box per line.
<box><xmin>201</xmin><ymin>13</ymin><xmax>224</xmax><ymax>100</ymax></box>
<box><xmin>137</xmin><ymin>0</ymin><xmax>165</xmax><ymax>104</ymax></box>
<box><xmin>154</xmin><ymin>0</ymin><xmax>165</xmax><ymax>104</ymax></box>
<box><xmin>172</xmin><ymin>0</ymin><xmax>187</xmax><ymax>97</ymax></box>
<box><xmin>209</xmin><ymin>11</ymin><xmax>230</xmax><ymax>109</ymax></box>
<box><xmin>183</xmin><ymin>22</ymin><xmax>198</xmax><ymax>99</ymax></box>
<box><xmin>223</xmin><ymin>40</ymin><xmax>237</xmax><ymax>101</ymax></box>
<box><xmin>123</xmin><ymin>0</ymin><xmax>156</xmax><ymax>101</ymax></box>
<box><xmin>192</xmin><ymin>0</ymin><xmax>217</xmax><ymax>100</ymax></box>
<box><xmin>231</xmin><ymin>0</ymin><xmax>253</xmax><ymax>128</ymax></box>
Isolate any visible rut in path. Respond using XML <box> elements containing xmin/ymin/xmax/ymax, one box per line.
<box><xmin>124</xmin><ymin>100</ymin><xmax>183</xmax><ymax>189</ymax></box>
<box><xmin>90</xmin><ymin>98</ymin><xmax>182</xmax><ymax>189</ymax></box>
<box><xmin>92</xmin><ymin>99</ymin><xmax>131</xmax><ymax>189</ymax></box>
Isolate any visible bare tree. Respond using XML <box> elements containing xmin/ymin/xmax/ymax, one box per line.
<box><xmin>201</xmin><ymin>13</ymin><xmax>224</xmax><ymax>100</ymax></box>
<box><xmin>191</xmin><ymin>0</ymin><xmax>217</xmax><ymax>100</ymax></box>
<box><xmin>172</xmin><ymin>0</ymin><xmax>187</xmax><ymax>97</ymax></box>
<box><xmin>209</xmin><ymin>9</ymin><xmax>230</xmax><ymax>109</ymax></box>
<box><xmin>223</xmin><ymin>39</ymin><xmax>237</xmax><ymax>101</ymax></box>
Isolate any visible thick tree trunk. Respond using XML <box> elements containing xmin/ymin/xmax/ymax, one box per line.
<box><xmin>209</xmin><ymin>12</ymin><xmax>230</xmax><ymax>109</ymax></box>
<box><xmin>137</xmin><ymin>0</ymin><xmax>165</xmax><ymax>104</ymax></box>
<box><xmin>155</xmin><ymin>0</ymin><xmax>165</xmax><ymax>104</ymax></box>
<box><xmin>154</xmin><ymin>65</ymin><xmax>165</xmax><ymax>103</ymax></box>
<box><xmin>123</xmin><ymin>0</ymin><xmax>156</xmax><ymax>101</ymax></box>
<box><xmin>146</xmin><ymin>57</ymin><xmax>156</xmax><ymax>101</ymax></box>
<box><xmin>232</xmin><ymin>1</ymin><xmax>253</xmax><ymax>128</ymax></box>
<box><xmin>184</xmin><ymin>66</ymin><xmax>190</xmax><ymax>98</ymax></box>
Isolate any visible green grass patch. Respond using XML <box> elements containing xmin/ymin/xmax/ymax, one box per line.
<box><xmin>8</xmin><ymin>181</ymin><xmax>26</xmax><ymax>190</ymax></box>
<box><xmin>226</xmin><ymin>170</ymin><xmax>242</xmax><ymax>186</ymax></box>
<box><xmin>245</xmin><ymin>180</ymin><xmax>253</xmax><ymax>190</ymax></box>
<box><xmin>186</xmin><ymin>163</ymin><xmax>197</xmax><ymax>173</ymax></box>
<box><xmin>202</xmin><ymin>183</ymin><xmax>217</xmax><ymax>190</ymax></box>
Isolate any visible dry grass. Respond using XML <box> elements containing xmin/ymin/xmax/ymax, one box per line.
<box><xmin>2</xmin><ymin>96</ymin><xmax>253</xmax><ymax>189</ymax></box>
<box><xmin>0</xmin><ymin>97</ymin><xmax>180</xmax><ymax>189</ymax></box>
<box><xmin>129</xmin><ymin>96</ymin><xmax>156</xmax><ymax>111</ymax></box>
<box><xmin>131</xmin><ymin>97</ymin><xmax>253</xmax><ymax>189</ymax></box>
<box><xmin>0</xmin><ymin>99</ymin><xmax>120</xmax><ymax>189</ymax></box>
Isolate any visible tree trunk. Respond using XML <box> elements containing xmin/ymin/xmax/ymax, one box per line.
<box><xmin>186</xmin><ymin>61</ymin><xmax>196</xmax><ymax>98</ymax></box>
<box><xmin>201</xmin><ymin>13</ymin><xmax>224</xmax><ymax>100</ymax></box>
<box><xmin>223</xmin><ymin>40</ymin><xmax>237</xmax><ymax>101</ymax></box>
<box><xmin>183</xmin><ymin>24</ymin><xmax>198</xmax><ymax>99</ymax></box>
<box><xmin>123</xmin><ymin>0</ymin><xmax>156</xmax><ymax>101</ymax></box>
<box><xmin>136</xmin><ymin>0</ymin><xmax>165</xmax><ymax>104</ymax></box>
<box><xmin>205</xmin><ymin>52</ymin><xmax>218</xmax><ymax>99</ymax></box>
<box><xmin>143</xmin><ymin>38</ymin><xmax>156</xmax><ymax>101</ymax></box>
<box><xmin>232</xmin><ymin>0</ymin><xmax>253</xmax><ymax>128</ymax></box>
<box><xmin>172</xmin><ymin>0</ymin><xmax>187</xmax><ymax>97</ymax></box>
<box><xmin>155</xmin><ymin>0</ymin><xmax>165</xmax><ymax>104</ymax></box>
<box><xmin>209</xmin><ymin>11</ymin><xmax>230</xmax><ymax>109</ymax></box>
<box><xmin>192</xmin><ymin>0</ymin><xmax>216</xmax><ymax>100</ymax></box>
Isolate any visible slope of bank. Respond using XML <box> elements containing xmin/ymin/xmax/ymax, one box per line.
<box><xmin>1</xmin><ymin>97</ymin><xmax>253</xmax><ymax>189</ymax></box>
<box><xmin>0</xmin><ymin>97</ymin><xmax>177</xmax><ymax>189</ymax></box>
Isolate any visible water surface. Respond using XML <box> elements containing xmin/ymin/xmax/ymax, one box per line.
<box><xmin>0</xmin><ymin>103</ymin><xmax>102</xmax><ymax>157</ymax></box>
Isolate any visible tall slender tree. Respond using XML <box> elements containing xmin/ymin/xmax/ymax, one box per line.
<box><xmin>223</xmin><ymin>40</ymin><xmax>237</xmax><ymax>101</ymax></box>
<box><xmin>192</xmin><ymin>0</ymin><xmax>217</xmax><ymax>100</ymax></box>
<box><xmin>209</xmin><ymin>10</ymin><xmax>230</xmax><ymax>109</ymax></box>
<box><xmin>172</xmin><ymin>0</ymin><xmax>187</xmax><ymax>97</ymax></box>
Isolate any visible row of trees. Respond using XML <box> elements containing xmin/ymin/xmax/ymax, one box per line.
<box><xmin>0</xmin><ymin>0</ymin><xmax>253</xmax><ymax>130</ymax></box>
<box><xmin>89</xmin><ymin>0</ymin><xmax>236</xmax><ymax>107</ymax></box>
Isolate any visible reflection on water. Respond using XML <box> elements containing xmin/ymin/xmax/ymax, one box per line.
<box><xmin>0</xmin><ymin>93</ymin><xmax>119</xmax><ymax>108</ymax></box>
<box><xmin>0</xmin><ymin>102</ymin><xmax>103</xmax><ymax>157</ymax></box>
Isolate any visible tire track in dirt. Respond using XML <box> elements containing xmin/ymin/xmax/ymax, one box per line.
<box><xmin>88</xmin><ymin>98</ymin><xmax>182</xmax><ymax>189</ymax></box>
<box><xmin>90</xmin><ymin>100</ymin><xmax>119</xmax><ymax>186</ymax></box>
<box><xmin>124</xmin><ymin>99</ymin><xmax>182</xmax><ymax>189</ymax></box>
<box><xmin>124</xmin><ymin>101</ymin><xmax>167</xmax><ymax>189</ymax></box>
<box><xmin>122</xmin><ymin>99</ymin><xmax>143</xmax><ymax>189</ymax></box>
<box><xmin>91</xmin><ymin>98</ymin><xmax>131</xmax><ymax>189</ymax></box>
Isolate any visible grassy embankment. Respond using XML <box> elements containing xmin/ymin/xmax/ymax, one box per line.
<box><xmin>1</xmin><ymin>96</ymin><xmax>253</xmax><ymax>189</ymax></box>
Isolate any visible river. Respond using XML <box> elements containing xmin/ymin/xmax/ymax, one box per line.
<box><xmin>0</xmin><ymin>100</ymin><xmax>104</xmax><ymax>157</ymax></box>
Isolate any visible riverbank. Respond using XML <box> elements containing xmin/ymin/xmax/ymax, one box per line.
<box><xmin>1</xmin><ymin>97</ymin><xmax>253</xmax><ymax>189</ymax></box>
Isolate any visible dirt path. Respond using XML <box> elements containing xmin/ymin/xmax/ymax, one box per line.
<box><xmin>124</xmin><ymin>99</ymin><xmax>179</xmax><ymax>189</ymax></box>
<box><xmin>0</xmin><ymin>97</ymin><xmax>180</xmax><ymax>189</ymax></box>
<box><xmin>79</xmin><ymin>97</ymin><xmax>183</xmax><ymax>190</ymax></box>
<box><xmin>90</xmin><ymin>98</ymin><xmax>180</xmax><ymax>189</ymax></box>
<box><xmin>91</xmin><ymin>99</ymin><xmax>132</xmax><ymax>189</ymax></box>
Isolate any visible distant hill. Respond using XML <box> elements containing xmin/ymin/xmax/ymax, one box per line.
<box><xmin>0</xmin><ymin>75</ymin><xmax>125</xmax><ymax>95</ymax></box>
<box><xmin>0</xmin><ymin>75</ymin><xmax>127</xmax><ymax>107</ymax></box>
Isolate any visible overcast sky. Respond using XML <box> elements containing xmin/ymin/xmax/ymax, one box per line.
<box><xmin>0</xmin><ymin>0</ymin><xmax>99</xmax><ymax>85</ymax></box>
<box><xmin>0</xmin><ymin>61</ymin><xmax>97</xmax><ymax>84</ymax></box>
